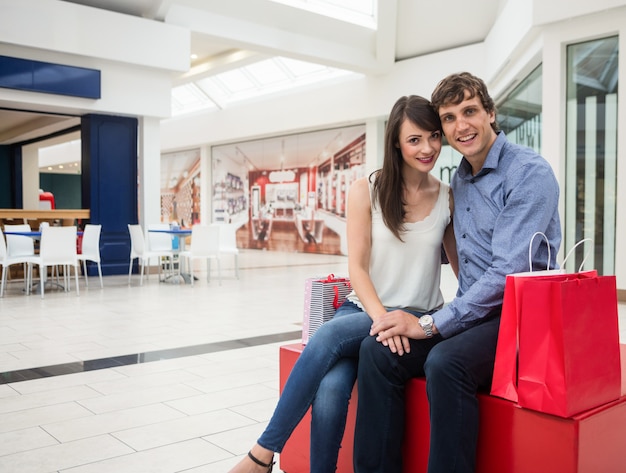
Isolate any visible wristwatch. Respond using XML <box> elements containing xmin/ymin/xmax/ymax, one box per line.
<box><xmin>419</xmin><ymin>314</ymin><xmax>434</xmax><ymax>338</ymax></box>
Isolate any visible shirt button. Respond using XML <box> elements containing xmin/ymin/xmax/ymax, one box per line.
<box><xmin>466</xmin><ymin>207</ymin><xmax>470</xmax><ymax>212</ymax></box>
<box><xmin>464</xmin><ymin>258</ymin><xmax>469</xmax><ymax>264</ymax></box>
<box><xmin>470</xmin><ymin>179</ymin><xmax>475</xmax><ymax>184</ymax></box>
<box><xmin>462</xmin><ymin>234</ymin><xmax>467</xmax><ymax>238</ymax></box>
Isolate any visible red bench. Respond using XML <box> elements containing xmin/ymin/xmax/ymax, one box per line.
<box><xmin>279</xmin><ymin>343</ymin><xmax>626</xmax><ymax>473</ymax></box>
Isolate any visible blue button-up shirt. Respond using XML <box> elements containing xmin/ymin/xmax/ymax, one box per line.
<box><xmin>434</xmin><ymin>132</ymin><xmax>561</xmax><ymax>337</ymax></box>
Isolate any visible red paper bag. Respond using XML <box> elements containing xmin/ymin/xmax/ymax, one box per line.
<box><xmin>302</xmin><ymin>274</ymin><xmax>351</xmax><ymax>344</ymax></box>
<box><xmin>490</xmin><ymin>270</ymin><xmax>597</xmax><ymax>403</ymax></box>
<box><xmin>516</xmin><ymin>274</ymin><xmax>621</xmax><ymax>417</ymax></box>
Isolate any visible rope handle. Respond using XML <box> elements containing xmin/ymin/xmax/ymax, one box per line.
<box><xmin>561</xmin><ymin>238</ymin><xmax>593</xmax><ymax>272</ymax></box>
<box><xmin>528</xmin><ymin>232</ymin><xmax>551</xmax><ymax>271</ymax></box>
<box><xmin>529</xmin><ymin>232</ymin><xmax>592</xmax><ymax>272</ymax></box>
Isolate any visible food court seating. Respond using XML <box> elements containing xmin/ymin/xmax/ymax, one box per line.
<box><xmin>128</xmin><ymin>224</ymin><xmax>175</xmax><ymax>285</ymax></box>
<box><xmin>4</xmin><ymin>224</ymin><xmax>35</xmax><ymax>254</ymax></box>
<box><xmin>76</xmin><ymin>224</ymin><xmax>103</xmax><ymax>288</ymax></box>
<box><xmin>36</xmin><ymin>226</ymin><xmax>81</xmax><ymax>298</ymax></box>
<box><xmin>212</xmin><ymin>223</ymin><xmax>240</xmax><ymax>279</ymax></box>
<box><xmin>179</xmin><ymin>224</ymin><xmax>221</xmax><ymax>285</ymax></box>
<box><xmin>0</xmin><ymin>230</ymin><xmax>38</xmax><ymax>297</ymax></box>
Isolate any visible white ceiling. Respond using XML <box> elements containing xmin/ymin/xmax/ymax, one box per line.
<box><xmin>1</xmin><ymin>0</ymin><xmax>506</xmax><ymax>183</ymax></box>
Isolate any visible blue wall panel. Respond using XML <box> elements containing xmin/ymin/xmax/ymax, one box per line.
<box><xmin>0</xmin><ymin>56</ymin><xmax>101</xmax><ymax>99</ymax></box>
<box><xmin>82</xmin><ymin>114</ymin><xmax>138</xmax><ymax>275</ymax></box>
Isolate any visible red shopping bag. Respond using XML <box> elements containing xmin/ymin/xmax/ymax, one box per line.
<box><xmin>302</xmin><ymin>274</ymin><xmax>351</xmax><ymax>344</ymax></box>
<box><xmin>515</xmin><ymin>273</ymin><xmax>621</xmax><ymax>417</ymax></box>
<box><xmin>491</xmin><ymin>270</ymin><xmax>596</xmax><ymax>403</ymax></box>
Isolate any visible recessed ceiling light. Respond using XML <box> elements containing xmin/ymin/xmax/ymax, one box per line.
<box><xmin>191</xmin><ymin>54</ymin><xmax>198</xmax><ymax>60</ymax></box>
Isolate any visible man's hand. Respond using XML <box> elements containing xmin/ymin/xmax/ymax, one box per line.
<box><xmin>370</xmin><ymin>310</ymin><xmax>424</xmax><ymax>356</ymax></box>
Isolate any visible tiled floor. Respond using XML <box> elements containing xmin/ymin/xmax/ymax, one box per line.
<box><xmin>0</xmin><ymin>250</ymin><xmax>624</xmax><ymax>473</ymax></box>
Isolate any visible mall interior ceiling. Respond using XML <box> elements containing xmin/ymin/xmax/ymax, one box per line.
<box><xmin>0</xmin><ymin>0</ymin><xmax>504</xmax><ymax>147</ymax></box>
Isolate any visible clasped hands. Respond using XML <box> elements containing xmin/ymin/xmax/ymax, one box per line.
<box><xmin>370</xmin><ymin>309</ymin><xmax>430</xmax><ymax>356</ymax></box>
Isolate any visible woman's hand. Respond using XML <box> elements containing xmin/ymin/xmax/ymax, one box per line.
<box><xmin>370</xmin><ymin>310</ymin><xmax>423</xmax><ymax>356</ymax></box>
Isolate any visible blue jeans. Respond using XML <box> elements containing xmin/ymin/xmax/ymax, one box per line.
<box><xmin>353</xmin><ymin>314</ymin><xmax>500</xmax><ymax>473</ymax></box>
<box><xmin>257</xmin><ymin>301</ymin><xmax>371</xmax><ymax>473</ymax></box>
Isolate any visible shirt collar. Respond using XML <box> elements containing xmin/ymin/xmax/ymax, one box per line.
<box><xmin>458</xmin><ymin>131</ymin><xmax>506</xmax><ymax>179</ymax></box>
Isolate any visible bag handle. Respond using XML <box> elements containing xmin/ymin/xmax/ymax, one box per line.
<box><xmin>561</xmin><ymin>238</ymin><xmax>593</xmax><ymax>272</ymax></box>
<box><xmin>529</xmin><ymin>232</ymin><xmax>551</xmax><ymax>271</ymax></box>
<box><xmin>528</xmin><ymin>232</ymin><xmax>592</xmax><ymax>273</ymax></box>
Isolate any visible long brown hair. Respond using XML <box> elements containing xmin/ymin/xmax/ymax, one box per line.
<box><xmin>372</xmin><ymin>95</ymin><xmax>442</xmax><ymax>241</ymax></box>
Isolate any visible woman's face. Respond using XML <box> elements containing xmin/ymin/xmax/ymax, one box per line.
<box><xmin>397</xmin><ymin>118</ymin><xmax>442</xmax><ymax>173</ymax></box>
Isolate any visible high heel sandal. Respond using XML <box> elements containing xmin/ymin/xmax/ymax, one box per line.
<box><xmin>247</xmin><ymin>451</ymin><xmax>275</xmax><ymax>472</ymax></box>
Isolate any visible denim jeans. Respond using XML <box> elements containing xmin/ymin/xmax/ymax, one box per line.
<box><xmin>257</xmin><ymin>300</ymin><xmax>371</xmax><ymax>473</ymax></box>
<box><xmin>353</xmin><ymin>314</ymin><xmax>500</xmax><ymax>473</ymax></box>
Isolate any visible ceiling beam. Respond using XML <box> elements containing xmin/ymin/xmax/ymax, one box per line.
<box><xmin>165</xmin><ymin>0</ymin><xmax>396</xmax><ymax>75</ymax></box>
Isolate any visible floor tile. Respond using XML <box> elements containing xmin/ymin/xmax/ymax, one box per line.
<box><xmin>111</xmin><ymin>409</ymin><xmax>255</xmax><ymax>451</ymax></box>
<box><xmin>42</xmin><ymin>403</ymin><xmax>186</xmax><ymax>443</ymax></box>
<box><xmin>60</xmin><ymin>438</ymin><xmax>231</xmax><ymax>473</ymax></box>
<box><xmin>0</xmin><ymin>434</ymin><xmax>133</xmax><ymax>473</ymax></box>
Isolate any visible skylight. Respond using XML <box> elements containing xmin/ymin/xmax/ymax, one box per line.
<box><xmin>170</xmin><ymin>0</ymin><xmax>373</xmax><ymax>117</ymax></box>
<box><xmin>171</xmin><ymin>83</ymin><xmax>218</xmax><ymax>116</ymax></box>
<box><xmin>172</xmin><ymin>57</ymin><xmax>359</xmax><ymax>116</ymax></box>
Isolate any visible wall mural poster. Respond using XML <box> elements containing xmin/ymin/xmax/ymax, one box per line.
<box><xmin>212</xmin><ymin>124</ymin><xmax>366</xmax><ymax>256</ymax></box>
<box><xmin>160</xmin><ymin>149</ymin><xmax>201</xmax><ymax>227</ymax></box>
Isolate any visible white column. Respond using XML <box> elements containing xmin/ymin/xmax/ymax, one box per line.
<box><xmin>138</xmin><ymin>117</ymin><xmax>161</xmax><ymax>227</ymax></box>
<box><xmin>615</xmin><ymin>31</ymin><xmax>626</xmax><ymax>293</ymax></box>
<box><xmin>200</xmin><ymin>145</ymin><xmax>212</xmax><ymax>224</ymax></box>
<box><xmin>365</xmin><ymin>117</ymin><xmax>385</xmax><ymax>175</ymax></box>
<box><xmin>21</xmin><ymin>144</ymin><xmax>40</xmax><ymax>209</ymax></box>
<box><xmin>604</xmin><ymin>94</ymin><xmax>617</xmax><ymax>275</ymax></box>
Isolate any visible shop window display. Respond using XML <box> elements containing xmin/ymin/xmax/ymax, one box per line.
<box><xmin>212</xmin><ymin>125</ymin><xmax>366</xmax><ymax>255</ymax></box>
<box><xmin>160</xmin><ymin>149</ymin><xmax>201</xmax><ymax>227</ymax></box>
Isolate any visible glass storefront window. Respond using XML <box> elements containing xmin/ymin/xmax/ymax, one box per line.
<box><xmin>498</xmin><ymin>65</ymin><xmax>543</xmax><ymax>153</ymax></box>
<box><xmin>565</xmin><ymin>36</ymin><xmax>618</xmax><ymax>275</ymax></box>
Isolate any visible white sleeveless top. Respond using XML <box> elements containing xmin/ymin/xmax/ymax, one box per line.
<box><xmin>347</xmin><ymin>178</ymin><xmax>450</xmax><ymax>312</ymax></box>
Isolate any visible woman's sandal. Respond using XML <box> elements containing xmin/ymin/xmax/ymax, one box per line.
<box><xmin>247</xmin><ymin>451</ymin><xmax>275</xmax><ymax>472</ymax></box>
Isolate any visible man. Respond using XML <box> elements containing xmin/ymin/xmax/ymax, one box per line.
<box><xmin>353</xmin><ymin>72</ymin><xmax>562</xmax><ymax>473</ymax></box>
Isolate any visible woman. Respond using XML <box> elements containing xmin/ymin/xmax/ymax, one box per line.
<box><xmin>229</xmin><ymin>95</ymin><xmax>457</xmax><ymax>473</ymax></box>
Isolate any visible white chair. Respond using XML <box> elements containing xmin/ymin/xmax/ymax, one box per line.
<box><xmin>179</xmin><ymin>225</ymin><xmax>221</xmax><ymax>285</ymax></box>
<box><xmin>76</xmin><ymin>224</ymin><xmax>103</xmax><ymax>288</ymax></box>
<box><xmin>0</xmin><ymin>230</ymin><xmax>38</xmax><ymax>297</ymax></box>
<box><xmin>36</xmin><ymin>226</ymin><xmax>80</xmax><ymax>298</ymax></box>
<box><xmin>128</xmin><ymin>224</ymin><xmax>175</xmax><ymax>285</ymax></box>
<box><xmin>212</xmin><ymin>223</ymin><xmax>240</xmax><ymax>279</ymax></box>
<box><xmin>148</xmin><ymin>222</ymin><xmax>178</xmax><ymax>279</ymax></box>
<box><xmin>147</xmin><ymin>223</ymin><xmax>176</xmax><ymax>271</ymax></box>
<box><xmin>4</xmin><ymin>224</ymin><xmax>35</xmax><ymax>258</ymax></box>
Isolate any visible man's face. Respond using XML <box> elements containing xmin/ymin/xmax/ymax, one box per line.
<box><xmin>437</xmin><ymin>91</ymin><xmax>497</xmax><ymax>173</ymax></box>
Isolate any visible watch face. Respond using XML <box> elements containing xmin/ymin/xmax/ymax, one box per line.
<box><xmin>420</xmin><ymin>314</ymin><xmax>433</xmax><ymax>327</ymax></box>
